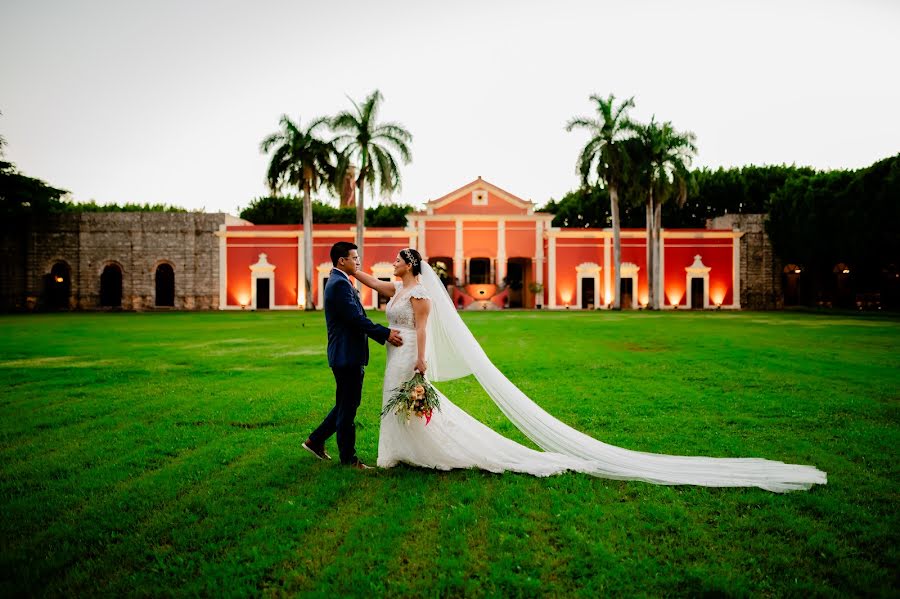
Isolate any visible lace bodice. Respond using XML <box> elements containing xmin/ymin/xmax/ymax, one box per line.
<box><xmin>385</xmin><ymin>282</ymin><xmax>429</xmax><ymax>329</ymax></box>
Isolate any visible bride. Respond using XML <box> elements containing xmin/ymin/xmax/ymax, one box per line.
<box><xmin>354</xmin><ymin>248</ymin><xmax>826</xmax><ymax>492</ymax></box>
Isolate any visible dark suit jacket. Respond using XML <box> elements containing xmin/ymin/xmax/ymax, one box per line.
<box><xmin>324</xmin><ymin>268</ymin><xmax>390</xmax><ymax>368</ymax></box>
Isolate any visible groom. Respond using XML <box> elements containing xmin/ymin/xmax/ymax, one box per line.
<box><xmin>303</xmin><ymin>241</ymin><xmax>403</xmax><ymax>469</ymax></box>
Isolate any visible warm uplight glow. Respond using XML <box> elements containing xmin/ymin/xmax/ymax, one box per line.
<box><xmin>238</xmin><ymin>294</ymin><xmax>250</xmax><ymax>307</ymax></box>
<box><xmin>711</xmin><ymin>289</ymin><xmax>726</xmax><ymax>306</ymax></box>
<box><xmin>794</xmin><ymin>269</ymin><xmax>802</xmax><ymax>274</ymax></box>
<box><xmin>54</xmin><ymin>276</ymin><xmax>64</xmax><ymax>283</ymax></box>
<box><xmin>560</xmin><ymin>290</ymin><xmax>573</xmax><ymax>305</ymax></box>
<box><xmin>639</xmin><ymin>294</ymin><xmax>649</xmax><ymax>306</ymax></box>
<box><xmin>666</xmin><ymin>289</ymin><xmax>684</xmax><ymax>306</ymax></box>
<box><xmin>842</xmin><ymin>269</ymin><xmax>850</xmax><ymax>274</ymax></box>
<box><xmin>604</xmin><ymin>293</ymin><xmax>613</xmax><ymax>306</ymax></box>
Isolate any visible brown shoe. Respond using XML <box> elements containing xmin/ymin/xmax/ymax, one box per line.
<box><xmin>302</xmin><ymin>439</ymin><xmax>331</xmax><ymax>461</ymax></box>
<box><xmin>349</xmin><ymin>460</ymin><xmax>372</xmax><ymax>470</ymax></box>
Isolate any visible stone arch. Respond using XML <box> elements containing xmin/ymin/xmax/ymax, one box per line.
<box><xmin>100</xmin><ymin>261</ymin><xmax>124</xmax><ymax>308</ymax></box>
<box><xmin>45</xmin><ymin>259</ymin><xmax>72</xmax><ymax>310</ymax></box>
<box><xmin>154</xmin><ymin>261</ymin><xmax>175</xmax><ymax>307</ymax></box>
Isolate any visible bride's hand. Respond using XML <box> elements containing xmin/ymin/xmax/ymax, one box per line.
<box><xmin>415</xmin><ymin>358</ymin><xmax>427</xmax><ymax>374</ymax></box>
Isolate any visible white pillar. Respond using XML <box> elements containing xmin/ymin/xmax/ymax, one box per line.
<box><xmin>416</xmin><ymin>217</ymin><xmax>426</xmax><ymax>257</ymax></box>
<box><xmin>454</xmin><ymin>219</ymin><xmax>464</xmax><ymax>283</ymax></box>
<box><xmin>548</xmin><ymin>234</ymin><xmax>557</xmax><ymax>309</ymax></box>
<box><xmin>496</xmin><ymin>219</ymin><xmax>507</xmax><ymax>285</ymax></box>
<box><xmin>535</xmin><ymin>220</ymin><xmax>545</xmax><ymax>286</ymax></box>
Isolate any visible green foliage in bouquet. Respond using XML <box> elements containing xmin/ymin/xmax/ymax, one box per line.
<box><xmin>381</xmin><ymin>371</ymin><xmax>441</xmax><ymax>425</ymax></box>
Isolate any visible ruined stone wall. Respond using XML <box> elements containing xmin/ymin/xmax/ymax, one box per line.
<box><xmin>707</xmin><ymin>213</ymin><xmax>782</xmax><ymax>310</ymax></box>
<box><xmin>14</xmin><ymin>212</ymin><xmax>228</xmax><ymax>310</ymax></box>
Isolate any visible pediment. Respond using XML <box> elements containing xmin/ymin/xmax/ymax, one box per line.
<box><xmin>425</xmin><ymin>177</ymin><xmax>534</xmax><ymax>215</ymax></box>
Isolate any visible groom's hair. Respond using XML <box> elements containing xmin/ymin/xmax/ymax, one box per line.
<box><xmin>330</xmin><ymin>241</ymin><xmax>358</xmax><ymax>266</ymax></box>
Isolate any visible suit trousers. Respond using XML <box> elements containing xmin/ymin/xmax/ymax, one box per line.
<box><xmin>309</xmin><ymin>365</ymin><xmax>365</xmax><ymax>464</ymax></box>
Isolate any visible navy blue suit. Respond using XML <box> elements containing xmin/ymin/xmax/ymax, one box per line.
<box><xmin>309</xmin><ymin>268</ymin><xmax>390</xmax><ymax>464</ymax></box>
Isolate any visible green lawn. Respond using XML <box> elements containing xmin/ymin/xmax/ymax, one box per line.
<box><xmin>1</xmin><ymin>310</ymin><xmax>897</xmax><ymax>597</ymax></box>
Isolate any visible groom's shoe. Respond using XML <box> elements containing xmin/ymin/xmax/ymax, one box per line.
<box><xmin>302</xmin><ymin>439</ymin><xmax>331</xmax><ymax>461</ymax></box>
<box><xmin>348</xmin><ymin>460</ymin><xmax>372</xmax><ymax>470</ymax></box>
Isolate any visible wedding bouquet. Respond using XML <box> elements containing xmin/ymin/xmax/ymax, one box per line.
<box><xmin>381</xmin><ymin>371</ymin><xmax>441</xmax><ymax>425</ymax></box>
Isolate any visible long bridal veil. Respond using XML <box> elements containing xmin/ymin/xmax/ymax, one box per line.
<box><xmin>418</xmin><ymin>263</ymin><xmax>826</xmax><ymax>492</ymax></box>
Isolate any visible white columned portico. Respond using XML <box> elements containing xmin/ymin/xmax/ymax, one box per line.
<box><xmin>548</xmin><ymin>233</ymin><xmax>557</xmax><ymax>308</ymax></box>
<box><xmin>496</xmin><ymin>219</ymin><xmax>507</xmax><ymax>285</ymax></box>
<box><xmin>454</xmin><ymin>218</ymin><xmax>464</xmax><ymax>284</ymax></box>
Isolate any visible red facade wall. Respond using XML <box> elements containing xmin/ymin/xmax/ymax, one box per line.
<box><xmin>462</xmin><ymin>222</ymin><xmax>497</xmax><ymax>257</ymax></box>
<box><xmin>663</xmin><ymin>235</ymin><xmax>734</xmax><ymax>306</ymax></box>
<box><xmin>506</xmin><ymin>225</ymin><xmax>536</xmax><ymax>258</ymax></box>
<box><xmin>433</xmin><ymin>190</ymin><xmax>529</xmax><ymax>215</ymax></box>
<box><xmin>226</xmin><ymin>234</ymin><xmax>297</xmax><ymax>307</ymax></box>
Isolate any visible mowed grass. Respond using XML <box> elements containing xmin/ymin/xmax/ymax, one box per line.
<box><xmin>0</xmin><ymin>310</ymin><xmax>897</xmax><ymax>597</ymax></box>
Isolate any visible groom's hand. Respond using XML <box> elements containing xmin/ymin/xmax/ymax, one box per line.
<box><xmin>387</xmin><ymin>329</ymin><xmax>404</xmax><ymax>347</ymax></box>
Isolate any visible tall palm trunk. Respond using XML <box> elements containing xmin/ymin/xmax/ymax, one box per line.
<box><xmin>646</xmin><ymin>187</ymin><xmax>657</xmax><ymax>310</ymax></box>
<box><xmin>355</xmin><ymin>149</ymin><xmax>367</xmax><ymax>264</ymax></box>
<box><xmin>653</xmin><ymin>201</ymin><xmax>662</xmax><ymax>309</ymax></box>
<box><xmin>610</xmin><ymin>186</ymin><xmax>622</xmax><ymax>310</ymax></box>
<box><xmin>302</xmin><ymin>181</ymin><xmax>314</xmax><ymax>311</ymax></box>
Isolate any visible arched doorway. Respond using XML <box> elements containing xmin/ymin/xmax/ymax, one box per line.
<box><xmin>155</xmin><ymin>263</ymin><xmax>175</xmax><ymax>307</ymax></box>
<box><xmin>782</xmin><ymin>264</ymin><xmax>802</xmax><ymax>306</ymax></box>
<box><xmin>100</xmin><ymin>264</ymin><xmax>123</xmax><ymax>307</ymax></box>
<box><xmin>47</xmin><ymin>261</ymin><xmax>71</xmax><ymax>310</ymax></box>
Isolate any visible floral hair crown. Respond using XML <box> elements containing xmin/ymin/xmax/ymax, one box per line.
<box><xmin>401</xmin><ymin>248</ymin><xmax>419</xmax><ymax>268</ymax></box>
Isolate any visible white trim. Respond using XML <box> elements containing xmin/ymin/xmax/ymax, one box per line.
<box><xmin>409</xmin><ymin>214</ymin><xmax>554</xmax><ymax>223</ymax></box>
<box><xmin>454</xmin><ymin>219</ymin><xmax>464</xmax><ymax>283</ymax></box>
<box><xmin>426</xmin><ymin>178</ymin><xmax>535</xmax><ymax>211</ymax></box>
<box><xmin>417</xmin><ymin>218</ymin><xmax>426</xmax><ymax>256</ymax></box>
<box><xmin>496</xmin><ymin>219</ymin><xmax>506</xmax><ymax>285</ymax></box>
<box><xmin>315</xmin><ymin>262</ymin><xmax>333</xmax><ymax>310</ymax></box>
<box><xmin>575</xmin><ymin>262</ymin><xmax>602</xmax><ymax>310</ymax></box>
<box><xmin>548</xmin><ymin>235</ymin><xmax>557</xmax><ymax>308</ymax></box>
<box><xmin>218</xmin><ymin>224</ymin><xmax>227</xmax><ymax>310</ymax></box>
<box><xmin>685</xmin><ymin>255</ymin><xmax>711</xmax><ymax>310</ymax></box>
<box><xmin>249</xmin><ymin>253</ymin><xmax>276</xmax><ymax>311</ymax></box>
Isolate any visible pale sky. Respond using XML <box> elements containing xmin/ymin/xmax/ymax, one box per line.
<box><xmin>2</xmin><ymin>0</ymin><xmax>898</xmax><ymax>215</ymax></box>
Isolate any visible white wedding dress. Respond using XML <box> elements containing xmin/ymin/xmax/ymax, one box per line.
<box><xmin>377</xmin><ymin>264</ymin><xmax>827</xmax><ymax>492</ymax></box>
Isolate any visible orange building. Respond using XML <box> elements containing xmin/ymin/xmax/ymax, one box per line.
<box><xmin>218</xmin><ymin>178</ymin><xmax>743</xmax><ymax>310</ymax></box>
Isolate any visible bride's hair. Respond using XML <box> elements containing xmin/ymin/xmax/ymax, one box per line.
<box><xmin>400</xmin><ymin>248</ymin><xmax>423</xmax><ymax>276</ymax></box>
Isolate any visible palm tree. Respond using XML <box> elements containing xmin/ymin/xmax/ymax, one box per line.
<box><xmin>331</xmin><ymin>90</ymin><xmax>412</xmax><ymax>266</ymax></box>
<box><xmin>566</xmin><ymin>94</ymin><xmax>636</xmax><ymax>309</ymax></box>
<box><xmin>260</xmin><ymin>115</ymin><xmax>336</xmax><ymax>311</ymax></box>
<box><xmin>628</xmin><ymin>118</ymin><xmax>697</xmax><ymax>309</ymax></box>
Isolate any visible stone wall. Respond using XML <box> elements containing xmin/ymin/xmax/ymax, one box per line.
<box><xmin>5</xmin><ymin>212</ymin><xmax>230</xmax><ymax>310</ymax></box>
<box><xmin>707</xmin><ymin>213</ymin><xmax>782</xmax><ymax>310</ymax></box>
